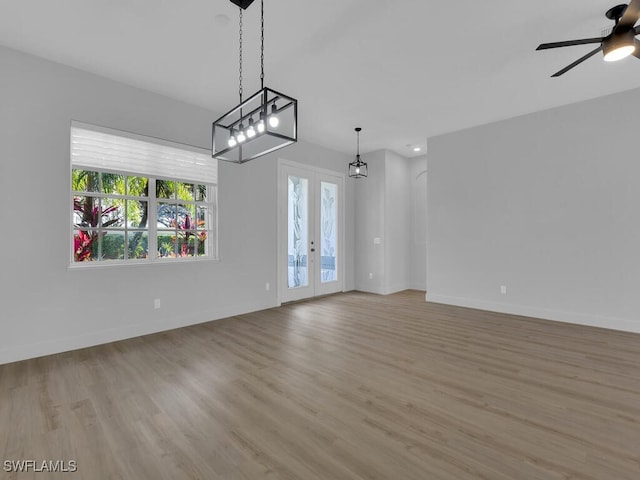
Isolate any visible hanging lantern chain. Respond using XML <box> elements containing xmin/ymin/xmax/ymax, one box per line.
<box><xmin>260</xmin><ymin>0</ymin><xmax>265</xmax><ymax>89</ymax></box>
<box><xmin>238</xmin><ymin>7</ymin><xmax>243</xmax><ymax>102</ymax></box>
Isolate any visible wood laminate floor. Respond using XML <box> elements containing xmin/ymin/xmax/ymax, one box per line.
<box><xmin>1</xmin><ymin>290</ymin><xmax>639</xmax><ymax>479</ymax></box>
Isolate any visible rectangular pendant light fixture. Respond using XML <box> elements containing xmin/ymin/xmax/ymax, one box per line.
<box><xmin>212</xmin><ymin>0</ymin><xmax>298</xmax><ymax>163</ymax></box>
<box><xmin>212</xmin><ymin>87</ymin><xmax>297</xmax><ymax>163</ymax></box>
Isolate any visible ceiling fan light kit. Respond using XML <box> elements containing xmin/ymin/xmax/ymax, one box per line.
<box><xmin>212</xmin><ymin>0</ymin><xmax>297</xmax><ymax>163</ymax></box>
<box><xmin>537</xmin><ymin>1</ymin><xmax>640</xmax><ymax>76</ymax></box>
<box><xmin>603</xmin><ymin>29</ymin><xmax>636</xmax><ymax>61</ymax></box>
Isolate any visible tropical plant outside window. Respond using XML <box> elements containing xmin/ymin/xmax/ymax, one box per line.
<box><xmin>72</xmin><ymin>169</ymin><xmax>215</xmax><ymax>264</ymax></box>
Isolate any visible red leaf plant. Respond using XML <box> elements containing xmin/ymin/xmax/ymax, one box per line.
<box><xmin>73</xmin><ymin>197</ymin><xmax>121</xmax><ymax>261</ymax></box>
<box><xmin>167</xmin><ymin>214</ymin><xmax>206</xmax><ymax>257</ymax></box>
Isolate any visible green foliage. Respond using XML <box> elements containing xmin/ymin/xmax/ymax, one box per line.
<box><xmin>72</xmin><ymin>170</ymin><xmax>209</xmax><ymax>262</ymax></box>
<box><xmin>101</xmin><ymin>233</ymin><xmax>125</xmax><ymax>260</ymax></box>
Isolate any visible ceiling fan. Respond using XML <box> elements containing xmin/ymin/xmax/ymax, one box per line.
<box><xmin>537</xmin><ymin>0</ymin><xmax>640</xmax><ymax>77</ymax></box>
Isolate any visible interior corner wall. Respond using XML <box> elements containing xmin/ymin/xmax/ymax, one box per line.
<box><xmin>355</xmin><ymin>150</ymin><xmax>386</xmax><ymax>294</ymax></box>
<box><xmin>409</xmin><ymin>155</ymin><xmax>427</xmax><ymax>291</ymax></box>
<box><xmin>427</xmin><ymin>87</ymin><xmax>640</xmax><ymax>333</ymax></box>
<box><xmin>0</xmin><ymin>45</ymin><xmax>355</xmax><ymax>365</ymax></box>
<box><xmin>354</xmin><ymin>150</ymin><xmax>414</xmax><ymax>295</ymax></box>
<box><xmin>384</xmin><ymin>151</ymin><xmax>412</xmax><ymax>294</ymax></box>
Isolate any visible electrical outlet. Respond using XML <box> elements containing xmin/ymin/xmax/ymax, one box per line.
<box><xmin>154</xmin><ymin>298</ymin><xmax>161</xmax><ymax>309</ymax></box>
<box><xmin>500</xmin><ymin>285</ymin><xmax>507</xmax><ymax>295</ymax></box>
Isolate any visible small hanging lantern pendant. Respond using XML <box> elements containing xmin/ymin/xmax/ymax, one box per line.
<box><xmin>349</xmin><ymin>127</ymin><xmax>368</xmax><ymax>178</ymax></box>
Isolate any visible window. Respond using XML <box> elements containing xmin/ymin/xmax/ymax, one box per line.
<box><xmin>70</xmin><ymin>123</ymin><xmax>217</xmax><ymax>265</ymax></box>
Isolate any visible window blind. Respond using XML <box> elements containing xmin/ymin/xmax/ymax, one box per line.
<box><xmin>70</xmin><ymin>122</ymin><xmax>217</xmax><ymax>185</ymax></box>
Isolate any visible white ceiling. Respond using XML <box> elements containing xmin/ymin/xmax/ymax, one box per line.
<box><xmin>2</xmin><ymin>0</ymin><xmax>640</xmax><ymax>157</ymax></box>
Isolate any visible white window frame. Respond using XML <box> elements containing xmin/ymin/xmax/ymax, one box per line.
<box><xmin>70</xmin><ymin>122</ymin><xmax>218</xmax><ymax>267</ymax></box>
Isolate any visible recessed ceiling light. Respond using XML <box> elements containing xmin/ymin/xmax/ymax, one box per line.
<box><xmin>413</xmin><ymin>147</ymin><xmax>421</xmax><ymax>152</ymax></box>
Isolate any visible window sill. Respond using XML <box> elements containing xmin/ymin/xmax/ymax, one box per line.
<box><xmin>68</xmin><ymin>257</ymin><xmax>220</xmax><ymax>271</ymax></box>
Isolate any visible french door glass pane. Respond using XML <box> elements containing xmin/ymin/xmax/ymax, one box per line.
<box><xmin>320</xmin><ymin>181</ymin><xmax>337</xmax><ymax>283</ymax></box>
<box><xmin>288</xmin><ymin>175</ymin><xmax>308</xmax><ymax>288</ymax></box>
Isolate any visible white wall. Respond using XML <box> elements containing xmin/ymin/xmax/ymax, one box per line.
<box><xmin>384</xmin><ymin>151</ymin><xmax>412</xmax><ymax>293</ymax></box>
<box><xmin>427</xmin><ymin>87</ymin><xmax>640</xmax><ymax>333</ymax></box>
<box><xmin>355</xmin><ymin>150</ymin><xmax>416</xmax><ymax>294</ymax></box>
<box><xmin>409</xmin><ymin>155</ymin><xmax>427</xmax><ymax>290</ymax></box>
<box><xmin>0</xmin><ymin>46</ymin><xmax>355</xmax><ymax>364</ymax></box>
<box><xmin>354</xmin><ymin>150</ymin><xmax>386</xmax><ymax>293</ymax></box>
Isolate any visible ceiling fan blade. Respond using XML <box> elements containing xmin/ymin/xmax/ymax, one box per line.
<box><xmin>536</xmin><ymin>37</ymin><xmax>603</xmax><ymax>50</ymax></box>
<box><xmin>550</xmin><ymin>45</ymin><xmax>603</xmax><ymax>77</ymax></box>
<box><xmin>615</xmin><ymin>0</ymin><xmax>640</xmax><ymax>30</ymax></box>
<box><xmin>636</xmin><ymin>24</ymin><xmax>640</xmax><ymax>34</ymax></box>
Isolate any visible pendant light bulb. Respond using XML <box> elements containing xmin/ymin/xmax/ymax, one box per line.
<box><xmin>246</xmin><ymin>118</ymin><xmax>256</xmax><ymax>138</ymax></box>
<box><xmin>268</xmin><ymin>103</ymin><xmax>279</xmax><ymax>128</ymax></box>
<box><xmin>237</xmin><ymin>124</ymin><xmax>246</xmax><ymax>143</ymax></box>
<box><xmin>228</xmin><ymin>129</ymin><xmax>237</xmax><ymax>147</ymax></box>
<box><xmin>257</xmin><ymin>118</ymin><xmax>265</xmax><ymax>133</ymax></box>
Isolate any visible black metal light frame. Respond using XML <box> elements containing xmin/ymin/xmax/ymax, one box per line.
<box><xmin>349</xmin><ymin>127</ymin><xmax>368</xmax><ymax>178</ymax></box>
<box><xmin>212</xmin><ymin>87</ymin><xmax>297</xmax><ymax>163</ymax></box>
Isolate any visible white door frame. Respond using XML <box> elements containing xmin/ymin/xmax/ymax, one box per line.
<box><xmin>277</xmin><ymin>158</ymin><xmax>346</xmax><ymax>305</ymax></box>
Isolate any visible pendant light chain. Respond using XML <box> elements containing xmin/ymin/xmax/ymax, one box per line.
<box><xmin>260</xmin><ymin>0</ymin><xmax>265</xmax><ymax>89</ymax></box>
<box><xmin>238</xmin><ymin>7</ymin><xmax>243</xmax><ymax>102</ymax></box>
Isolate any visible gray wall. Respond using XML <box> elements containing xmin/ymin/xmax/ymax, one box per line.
<box><xmin>427</xmin><ymin>88</ymin><xmax>640</xmax><ymax>333</ymax></box>
<box><xmin>0</xmin><ymin>46</ymin><xmax>355</xmax><ymax>364</ymax></box>
<box><xmin>355</xmin><ymin>150</ymin><xmax>418</xmax><ymax>294</ymax></box>
<box><xmin>354</xmin><ymin>150</ymin><xmax>386</xmax><ymax>293</ymax></box>
<box><xmin>410</xmin><ymin>155</ymin><xmax>427</xmax><ymax>290</ymax></box>
<box><xmin>384</xmin><ymin>151</ymin><xmax>412</xmax><ymax>293</ymax></box>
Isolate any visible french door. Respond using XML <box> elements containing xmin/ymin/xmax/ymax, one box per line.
<box><xmin>278</xmin><ymin>162</ymin><xmax>344</xmax><ymax>303</ymax></box>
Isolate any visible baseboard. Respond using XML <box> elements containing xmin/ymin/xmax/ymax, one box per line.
<box><xmin>426</xmin><ymin>293</ymin><xmax>640</xmax><ymax>334</ymax></box>
<box><xmin>354</xmin><ymin>285</ymin><xmax>387</xmax><ymax>295</ymax></box>
<box><xmin>384</xmin><ymin>283</ymin><xmax>410</xmax><ymax>295</ymax></box>
<box><xmin>0</xmin><ymin>300</ymin><xmax>277</xmax><ymax>366</ymax></box>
